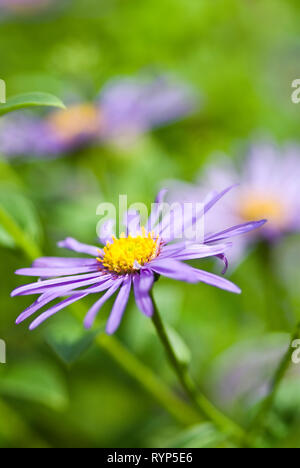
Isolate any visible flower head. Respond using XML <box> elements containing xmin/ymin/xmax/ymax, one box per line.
<box><xmin>0</xmin><ymin>74</ymin><xmax>197</xmax><ymax>158</ymax></box>
<box><xmin>12</xmin><ymin>188</ymin><xmax>265</xmax><ymax>334</ymax></box>
<box><xmin>166</xmin><ymin>142</ymin><xmax>300</xmax><ymax>262</ymax></box>
<box><xmin>99</xmin><ymin>228</ymin><xmax>160</xmax><ymax>274</ymax></box>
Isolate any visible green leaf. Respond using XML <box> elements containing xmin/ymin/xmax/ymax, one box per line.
<box><xmin>0</xmin><ymin>92</ymin><xmax>65</xmax><ymax>116</ymax></box>
<box><xmin>166</xmin><ymin>325</ymin><xmax>191</xmax><ymax>367</ymax></box>
<box><xmin>168</xmin><ymin>423</ymin><xmax>226</xmax><ymax>448</ymax></box>
<box><xmin>0</xmin><ymin>361</ymin><xmax>68</xmax><ymax>411</ymax></box>
<box><xmin>45</xmin><ymin>313</ymin><xmax>102</xmax><ymax>365</ymax></box>
<box><xmin>0</xmin><ymin>187</ymin><xmax>42</xmax><ymax>250</ymax></box>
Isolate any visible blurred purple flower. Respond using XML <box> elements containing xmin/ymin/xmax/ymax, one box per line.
<box><xmin>12</xmin><ymin>188</ymin><xmax>264</xmax><ymax>333</ymax></box>
<box><xmin>0</xmin><ymin>103</ymin><xmax>103</xmax><ymax>159</ymax></box>
<box><xmin>0</xmin><ymin>75</ymin><xmax>198</xmax><ymax>158</ymax></box>
<box><xmin>166</xmin><ymin>143</ymin><xmax>300</xmax><ymax>263</ymax></box>
<box><xmin>0</xmin><ymin>114</ymin><xmax>61</xmax><ymax>158</ymax></box>
<box><xmin>99</xmin><ymin>74</ymin><xmax>198</xmax><ymax>144</ymax></box>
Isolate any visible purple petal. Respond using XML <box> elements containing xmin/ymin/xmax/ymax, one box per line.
<box><xmin>166</xmin><ymin>243</ymin><xmax>230</xmax><ymax>261</ymax></box>
<box><xmin>203</xmin><ymin>185</ymin><xmax>238</xmax><ymax>215</ymax></box>
<box><xmin>157</xmin><ymin>203</ymin><xmax>184</xmax><ymax>239</ymax></box>
<box><xmin>159</xmin><ymin>241</ymin><xmax>190</xmax><ymax>255</ymax></box>
<box><xmin>216</xmin><ymin>253</ymin><xmax>229</xmax><ymax>274</ymax></box>
<box><xmin>147</xmin><ymin>188</ymin><xmax>168</xmax><ymax>231</ymax></box>
<box><xmin>11</xmin><ymin>272</ymin><xmax>102</xmax><ymax>297</ymax></box>
<box><xmin>137</xmin><ymin>268</ymin><xmax>155</xmax><ymax>292</ymax></box>
<box><xmin>15</xmin><ymin>265</ymin><xmax>99</xmax><ymax>277</ymax></box>
<box><xmin>34</xmin><ymin>275</ymin><xmax>106</xmax><ymax>297</ymax></box>
<box><xmin>205</xmin><ymin>220</ymin><xmax>267</xmax><ymax>243</ymax></box>
<box><xmin>106</xmin><ymin>276</ymin><xmax>132</xmax><ymax>334</ymax></box>
<box><xmin>133</xmin><ymin>271</ymin><xmax>154</xmax><ymax>317</ymax></box>
<box><xmin>159</xmin><ymin>186</ymin><xmax>239</xmax><ymax>243</ymax></box>
<box><xmin>123</xmin><ymin>209</ymin><xmax>141</xmax><ymax>236</ymax></box>
<box><xmin>84</xmin><ymin>279</ymin><xmax>123</xmax><ymax>329</ymax></box>
<box><xmin>33</xmin><ymin>257</ymin><xmax>98</xmax><ymax>268</ymax></box>
<box><xmin>67</xmin><ymin>277</ymin><xmax>118</xmax><ymax>295</ymax></box>
<box><xmin>192</xmin><ymin>268</ymin><xmax>241</xmax><ymax>294</ymax></box>
<box><xmin>150</xmin><ymin>258</ymin><xmax>240</xmax><ymax>293</ymax></box>
<box><xmin>98</xmin><ymin>219</ymin><xmax>115</xmax><ymax>245</ymax></box>
<box><xmin>166</xmin><ymin>186</ymin><xmax>239</xmax><ymax>243</ymax></box>
<box><xmin>58</xmin><ymin>237</ymin><xmax>100</xmax><ymax>257</ymax></box>
<box><xmin>150</xmin><ymin>258</ymin><xmax>201</xmax><ymax>283</ymax></box>
<box><xmin>16</xmin><ymin>293</ymin><xmax>59</xmax><ymax>324</ymax></box>
<box><xmin>29</xmin><ymin>293</ymin><xmax>88</xmax><ymax>330</ymax></box>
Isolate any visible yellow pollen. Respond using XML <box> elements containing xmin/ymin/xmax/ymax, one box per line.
<box><xmin>98</xmin><ymin>228</ymin><xmax>159</xmax><ymax>274</ymax></box>
<box><xmin>47</xmin><ymin>104</ymin><xmax>101</xmax><ymax>142</ymax></box>
<box><xmin>238</xmin><ymin>193</ymin><xmax>287</xmax><ymax>228</ymax></box>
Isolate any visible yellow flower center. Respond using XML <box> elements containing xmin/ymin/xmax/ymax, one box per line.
<box><xmin>238</xmin><ymin>193</ymin><xmax>287</xmax><ymax>228</ymax></box>
<box><xmin>47</xmin><ymin>104</ymin><xmax>101</xmax><ymax>142</ymax></box>
<box><xmin>98</xmin><ymin>229</ymin><xmax>160</xmax><ymax>274</ymax></box>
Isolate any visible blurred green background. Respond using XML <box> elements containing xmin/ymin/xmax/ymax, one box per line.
<box><xmin>1</xmin><ymin>0</ymin><xmax>300</xmax><ymax>448</ymax></box>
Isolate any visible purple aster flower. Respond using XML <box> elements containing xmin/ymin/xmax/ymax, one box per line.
<box><xmin>98</xmin><ymin>74</ymin><xmax>198</xmax><ymax>144</ymax></box>
<box><xmin>166</xmin><ymin>142</ymin><xmax>300</xmax><ymax>262</ymax></box>
<box><xmin>0</xmin><ymin>75</ymin><xmax>197</xmax><ymax>158</ymax></box>
<box><xmin>0</xmin><ymin>104</ymin><xmax>103</xmax><ymax>159</ymax></box>
<box><xmin>11</xmin><ymin>188</ymin><xmax>265</xmax><ymax>334</ymax></box>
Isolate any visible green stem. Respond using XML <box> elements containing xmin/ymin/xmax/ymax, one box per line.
<box><xmin>249</xmin><ymin>322</ymin><xmax>300</xmax><ymax>437</ymax></box>
<box><xmin>0</xmin><ymin>203</ymin><xmax>200</xmax><ymax>427</ymax></box>
<box><xmin>150</xmin><ymin>291</ymin><xmax>251</xmax><ymax>447</ymax></box>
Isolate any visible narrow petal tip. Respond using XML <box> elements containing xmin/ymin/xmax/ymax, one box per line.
<box><xmin>105</xmin><ymin>325</ymin><xmax>115</xmax><ymax>335</ymax></box>
<box><xmin>259</xmin><ymin>219</ymin><xmax>268</xmax><ymax>227</ymax></box>
<box><xmin>83</xmin><ymin>318</ymin><xmax>93</xmax><ymax>330</ymax></box>
<box><xmin>105</xmin><ymin>320</ymin><xmax>120</xmax><ymax>335</ymax></box>
<box><xmin>253</xmin><ymin>219</ymin><xmax>268</xmax><ymax>229</ymax></box>
<box><xmin>156</xmin><ymin>187</ymin><xmax>168</xmax><ymax>201</ymax></box>
<box><xmin>14</xmin><ymin>269</ymin><xmax>27</xmax><ymax>276</ymax></box>
<box><xmin>15</xmin><ymin>313</ymin><xmax>28</xmax><ymax>325</ymax></box>
<box><xmin>57</xmin><ymin>238</ymin><xmax>68</xmax><ymax>248</ymax></box>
